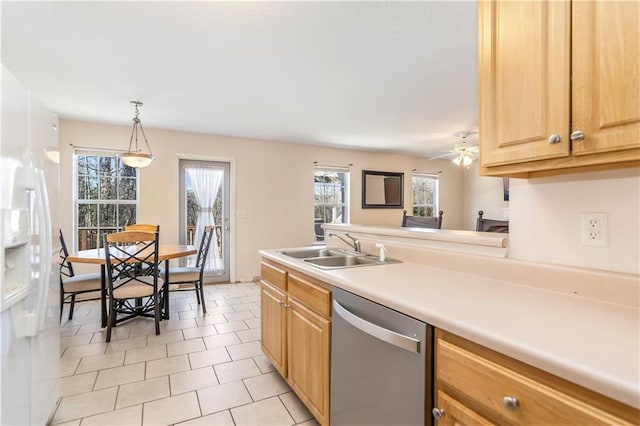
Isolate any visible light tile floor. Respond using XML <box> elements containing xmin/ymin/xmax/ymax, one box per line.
<box><xmin>55</xmin><ymin>282</ymin><xmax>319</xmax><ymax>426</ymax></box>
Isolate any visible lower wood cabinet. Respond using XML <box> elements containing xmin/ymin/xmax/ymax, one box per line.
<box><xmin>260</xmin><ymin>259</ymin><xmax>331</xmax><ymax>426</ymax></box>
<box><xmin>287</xmin><ymin>297</ymin><xmax>331</xmax><ymax>423</ymax></box>
<box><xmin>260</xmin><ymin>280</ymin><xmax>287</xmax><ymax>377</ymax></box>
<box><xmin>433</xmin><ymin>329</ymin><xmax>639</xmax><ymax>426</ymax></box>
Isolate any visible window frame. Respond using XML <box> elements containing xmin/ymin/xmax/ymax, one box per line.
<box><xmin>411</xmin><ymin>173</ymin><xmax>439</xmax><ymax>217</ymax></box>
<box><xmin>313</xmin><ymin>166</ymin><xmax>350</xmax><ymax>242</ymax></box>
<box><xmin>73</xmin><ymin>149</ymin><xmax>139</xmax><ymax>251</ymax></box>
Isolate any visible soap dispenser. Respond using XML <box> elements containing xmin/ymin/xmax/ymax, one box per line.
<box><xmin>375</xmin><ymin>243</ymin><xmax>387</xmax><ymax>262</ymax></box>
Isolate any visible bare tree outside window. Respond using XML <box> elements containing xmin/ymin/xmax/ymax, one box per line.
<box><xmin>412</xmin><ymin>174</ymin><xmax>438</xmax><ymax>217</ymax></box>
<box><xmin>314</xmin><ymin>167</ymin><xmax>349</xmax><ymax>242</ymax></box>
<box><xmin>75</xmin><ymin>153</ymin><xmax>137</xmax><ymax>250</ymax></box>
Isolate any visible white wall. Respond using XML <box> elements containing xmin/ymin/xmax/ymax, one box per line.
<box><xmin>462</xmin><ymin>161</ymin><xmax>509</xmax><ymax>230</ymax></box>
<box><xmin>59</xmin><ymin>120</ymin><xmax>464</xmax><ymax>281</ymax></box>
<box><xmin>462</xmin><ymin>160</ymin><xmax>640</xmax><ymax>275</ymax></box>
<box><xmin>508</xmin><ymin>168</ymin><xmax>640</xmax><ymax>275</ymax></box>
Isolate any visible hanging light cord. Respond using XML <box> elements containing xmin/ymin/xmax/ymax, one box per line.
<box><xmin>127</xmin><ymin>102</ymin><xmax>153</xmax><ymax>156</ymax></box>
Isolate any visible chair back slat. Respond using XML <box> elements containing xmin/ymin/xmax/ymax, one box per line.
<box><xmin>104</xmin><ymin>231</ymin><xmax>160</xmax><ymax>291</ymax></box>
<box><xmin>59</xmin><ymin>230</ymin><xmax>75</xmax><ymax>278</ymax></box>
<box><xmin>124</xmin><ymin>224</ymin><xmax>160</xmax><ymax>232</ymax></box>
<box><xmin>401</xmin><ymin>210</ymin><xmax>444</xmax><ymax>229</ymax></box>
<box><xmin>195</xmin><ymin>225</ymin><xmax>215</xmax><ymax>270</ymax></box>
<box><xmin>476</xmin><ymin>210</ymin><xmax>509</xmax><ymax>233</ymax></box>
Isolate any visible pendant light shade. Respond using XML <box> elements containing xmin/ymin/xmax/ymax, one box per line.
<box><xmin>119</xmin><ymin>101</ymin><xmax>154</xmax><ymax>168</ymax></box>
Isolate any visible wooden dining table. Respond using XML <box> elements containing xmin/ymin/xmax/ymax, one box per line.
<box><xmin>66</xmin><ymin>244</ymin><xmax>197</xmax><ymax>328</ymax></box>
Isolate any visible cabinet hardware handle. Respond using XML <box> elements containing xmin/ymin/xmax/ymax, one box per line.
<box><xmin>570</xmin><ymin>130</ymin><xmax>585</xmax><ymax>142</ymax></box>
<box><xmin>432</xmin><ymin>408</ymin><xmax>445</xmax><ymax>419</ymax></box>
<box><xmin>503</xmin><ymin>396</ymin><xmax>520</xmax><ymax>410</ymax></box>
<box><xmin>547</xmin><ymin>134</ymin><xmax>562</xmax><ymax>144</ymax></box>
<box><xmin>283</xmin><ymin>304</ymin><xmax>290</xmax><ymax>308</ymax></box>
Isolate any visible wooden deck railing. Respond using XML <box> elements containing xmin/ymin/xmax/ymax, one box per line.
<box><xmin>78</xmin><ymin>224</ymin><xmax>223</xmax><ymax>257</ymax></box>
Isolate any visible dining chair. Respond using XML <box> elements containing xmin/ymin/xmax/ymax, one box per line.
<box><xmin>401</xmin><ymin>210</ymin><xmax>444</xmax><ymax>229</ymax></box>
<box><xmin>476</xmin><ymin>210</ymin><xmax>509</xmax><ymax>233</ymax></box>
<box><xmin>103</xmin><ymin>230</ymin><xmax>163</xmax><ymax>342</ymax></box>
<box><xmin>165</xmin><ymin>225</ymin><xmax>215</xmax><ymax>314</ymax></box>
<box><xmin>59</xmin><ymin>230</ymin><xmax>102</xmax><ymax>321</ymax></box>
<box><xmin>124</xmin><ymin>224</ymin><xmax>159</xmax><ymax>271</ymax></box>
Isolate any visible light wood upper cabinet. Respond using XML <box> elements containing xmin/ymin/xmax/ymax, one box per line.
<box><xmin>572</xmin><ymin>1</ymin><xmax>640</xmax><ymax>156</ymax></box>
<box><xmin>479</xmin><ymin>0</ymin><xmax>640</xmax><ymax>177</ymax></box>
<box><xmin>479</xmin><ymin>1</ymin><xmax>571</xmax><ymax>167</ymax></box>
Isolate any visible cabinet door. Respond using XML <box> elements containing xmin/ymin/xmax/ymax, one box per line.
<box><xmin>572</xmin><ymin>2</ymin><xmax>640</xmax><ymax>155</ymax></box>
<box><xmin>287</xmin><ymin>298</ymin><xmax>331</xmax><ymax>426</ymax></box>
<box><xmin>479</xmin><ymin>1</ymin><xmax>571</xmax><ymax>166</ymax></box>
<box><xmin>260</xmin><ymin>282</ymin><xmax>287</xmax><ymax>377</ymax></box>
<box><xmin>435</xmin><ymin>391</ymin><xmax>495</xmax><ymax>426</ymax></box>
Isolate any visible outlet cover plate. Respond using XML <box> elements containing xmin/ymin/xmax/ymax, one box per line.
<box><xmin>581</xmin><ymin>212</ymin><xmax>608</xmax><ymax>247</ymax></box>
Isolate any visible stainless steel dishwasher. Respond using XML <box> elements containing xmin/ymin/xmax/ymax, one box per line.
<box><xmin>331</xmin><ymin>287</ymin><xmax>433</xmax><ymax>426</ymax></box>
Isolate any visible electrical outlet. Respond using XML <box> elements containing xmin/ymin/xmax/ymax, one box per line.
<box><xmin>581</xmin><ymin>212</ymin><xmax>608</xmax><ymax>247</ymax></box>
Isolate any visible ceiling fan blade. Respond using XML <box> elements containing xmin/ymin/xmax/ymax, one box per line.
<box><xmin>428</xmin><ymin>152</ymin><xmax>456</xmax><ymax>160</ymax></box>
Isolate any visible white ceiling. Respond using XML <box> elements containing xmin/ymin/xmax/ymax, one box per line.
<box><xmin>1</xmin><ymin>1</ymin><xmax>478</xmax><ymax>156</ymax></box>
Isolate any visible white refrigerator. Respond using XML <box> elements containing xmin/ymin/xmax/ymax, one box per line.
<box><xmin>1</xmin><ymin>65</ymin><xmax>61</xmax><ymax>425</ymax></box>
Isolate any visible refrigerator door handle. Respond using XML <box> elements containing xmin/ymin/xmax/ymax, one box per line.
<box><xmin>34</xmin><ymin>168</ymin><xmax>52</xmax><ymax>332</ymax></box>
<box><xmin>10</xmin><ymin>168</ymin><xmax>52</xmax><ymax>337</ymax></box>
<box><xmin>333</xmin><ymin>300</ymin><xmax>421</xmax><ymax>353</ymax></box>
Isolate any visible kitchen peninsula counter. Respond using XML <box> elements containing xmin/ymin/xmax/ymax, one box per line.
<box><xmin>259</xmin><ymin>244</ymin><xmax>640</xmax><ymax>411</ymax></box>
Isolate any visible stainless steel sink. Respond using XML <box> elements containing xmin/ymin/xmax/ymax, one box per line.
<box><xmin>278</xmin><ymin>248</ymin><xmax>345</xmax><ymax>259</ymax></box>
<box><xmin>279</xmin><ymin>246</ymin><xmax>401</xmax><ymax>269</ymax></box>
<box><xmin>303</xmin><ymin>254</ymin><xmax>401</xmax><ymax>270</ymax></box>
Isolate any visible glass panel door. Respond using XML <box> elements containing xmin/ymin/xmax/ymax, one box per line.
<box><xmin>179</xmin><ymin>160</ymin><xmax>230</xmax><ymax>283</ymax></box>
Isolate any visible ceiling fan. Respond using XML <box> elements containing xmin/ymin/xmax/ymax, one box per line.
<box><xmin>428</xmin><ymin>131</ymin><xmax>479</xmax><ymax>167</ymax></box>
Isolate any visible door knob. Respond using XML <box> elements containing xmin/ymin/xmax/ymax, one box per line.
<box><xmin>570</xmin><ymin>130</ymin><xmax>585</xmax><ymax>141</ymax></box>
<box><xmin>432</xmin><ymin>408</ymin><xmax>445</xmax><ymax>420</ymax></box>
<box><xmin>547</xmin><ymin>134</ymin><xmax>562</xmax><ymax>144</ymax></box>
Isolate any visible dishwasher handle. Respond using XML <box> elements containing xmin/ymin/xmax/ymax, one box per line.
<box><xmin>333</xmin><ymin>300</ymin><xmax>421</xmax><ymax>354</ymax></box>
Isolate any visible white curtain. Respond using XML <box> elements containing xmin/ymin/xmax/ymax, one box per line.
<box><xmin>186</xmin><ymin>166</ymin><xmax>224</xmax><ymax>271</ymax></box>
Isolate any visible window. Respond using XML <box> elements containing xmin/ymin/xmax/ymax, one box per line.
<box><xmin>412</xmin><ymin>173</ymin><xmax>438</xmax><ymax>217</ymax></box>
<box><xmin>74</xmin><ymin>150</ymin><xmax>138</xmax><ymax>250</ymax></box>
<box><xmin>313</xmin><ymin>167</ymin><xmax>349</xmax><ymax>242</ymax></box>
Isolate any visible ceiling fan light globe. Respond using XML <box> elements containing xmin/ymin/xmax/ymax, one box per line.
<box><xmin>452</xmin><ymin>156</ymin><xmax>462</xmax><ymax>166</ymax></box>
<box><xmin>462</xmin><ymin>155</ymin><xmax>473</xmax><ymax>167</ymax></box>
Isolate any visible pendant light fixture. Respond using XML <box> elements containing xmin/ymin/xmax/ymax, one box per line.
<box><xmin>119</xmin><ymin>101</ymin><xmax>154</xmax><ymax>168</ymax></box>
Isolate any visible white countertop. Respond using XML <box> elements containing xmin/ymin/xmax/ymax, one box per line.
<box><xmin>260</xmin><ymin>248</ymin><xmax>640</xmax><ymax>409</ymax></box>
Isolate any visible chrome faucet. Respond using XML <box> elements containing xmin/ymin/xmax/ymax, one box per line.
<box><xmin>328</xmin><ymin>232</ymin><xmax>361</xmax><ymax>253</ymax></box>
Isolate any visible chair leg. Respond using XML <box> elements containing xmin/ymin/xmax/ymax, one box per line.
<box><xmin>199</xmin><ymin>281</ymin><xmax>206</xmax><ymax>314</ymax></box>
<box><xmin>68</xmin><ymin>294</ymin><xmax>76</xmax><ymax>320</ymax></box>
<box><xmin>106</xmin><ymin>298</ymin><xmax>116</xmax><ymax>342</ymax></box>
<box><xmin>194</xmin><ymin>282</ymin><xmax>201</xmax><ymax>305</ymax></box>
<box><xmin>154</xmin><ymin>294</ymin><xmax>161</xmax><ymax>336</ymax></box>
<box><xmin>60</xmin><ymin>291</ymin><xmax>64</xmax><ymax>321</ymax></box>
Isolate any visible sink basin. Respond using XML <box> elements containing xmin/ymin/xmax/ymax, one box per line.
<box><xmin>278</xmin><ymin>248</ymin><xmax>345</xmax><ymax>259</ymax></box>
<box><xmin>303</xmin><ymin>255</ymin><xmax>401</xmax><ymax>270</ymax></box>
<box><xmin>278</xmin><ymin>246</ymin><xmax>401</xmax><ymax>269</ymax></box>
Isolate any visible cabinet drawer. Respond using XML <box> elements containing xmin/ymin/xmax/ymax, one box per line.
<box><xmin>288</xmin><ymin>273</ymin><xmax>331</xmax><ymax>317</ymax></box>
<box><xmin>437</xmin><ymin>338</ymin><xmax>632</xmax><ymax>425</ymax></box>
<box><xmin>261</xmin><ymin>261</ymin><xmax>287</xmax><ymax>291</ymax></box>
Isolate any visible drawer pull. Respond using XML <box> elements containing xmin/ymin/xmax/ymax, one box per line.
<box><xmin>432</xmin><ymin>408</ymin><xmax>445</xmax><ymax>420</ymax></box>
<box><xmin>503</xmin><ymin>396</ymin><xmax>520</xmax><ymax>411</ymax></box>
